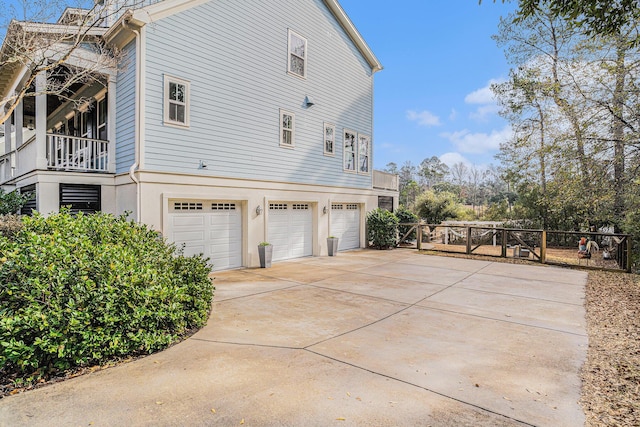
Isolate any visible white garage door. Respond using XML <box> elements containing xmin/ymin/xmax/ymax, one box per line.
<box><xmin>167</xmin><ymin>200</ymin><xmax>242</xmax><ymax>271</ymax></box>
<box><xmin>268</xmin><ymin>202</ymin><xmax>313</xmax><ymax>261</ymax></box>
<box><xmin>331</xmin><ymin>203</ymin><xmax>360</xmax><ymax>251</ymax></box>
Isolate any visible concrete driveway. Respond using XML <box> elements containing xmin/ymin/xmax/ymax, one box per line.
<box><xmin>0</xmin><ymin>250</ymin><xmax>588</xmax><ymax>427</ymax></box>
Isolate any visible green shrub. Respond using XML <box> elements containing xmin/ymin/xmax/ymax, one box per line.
<box><xmin>0</xmin><ymin>189</ymin><xmax>31</xmax><ymax>215</ymax></box>
<box><xmin>367</xmin><ymin>208</ymin><xmax>399</xmax><ymax>249</ymax></box>
<box><xmin>396</xmin><ymin>206</ymin><xmax>418</xmax><ymax>243</ymax></box>
<box><xmin>415</xmin><ymin>190</ymin><xmax>460</xmax><ymax>224</ymax></box>
<box><xmin>0</xmin><ymin>210</ymin><xmax>214</xmax><ymax>383</ymax></box>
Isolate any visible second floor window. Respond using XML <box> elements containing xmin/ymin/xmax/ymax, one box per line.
<box><xmin>358</xmin><ymin>134</ymin><xmax>370</xmax><ymax>174</ymax></box>
<box><xmin>324</xmin><ymin>122</ymin><xmax>335</xmax><ymax>155</ymax></box>
<box><xmin>280</xmin><ymin>109</ymin><xmax>295</xmax><ymax>147</ymax></box>
<box><xmin>164</xmin><ymin>75</ymin><xmax>190</xmax><ymax>127</ymax></box>
<box><xmin>288</xmin><ymin>29</ymin><xmax>307</xmax><ymax>78</ymax></box>
<box><xmin>344</xmin><ymin>129</ymin><xmax>356</xmax><ymax>171</ymax></box>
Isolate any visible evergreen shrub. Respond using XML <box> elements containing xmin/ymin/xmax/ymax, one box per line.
<box><xmin>366</xmin><ymin>208</ymin><xmax>399</xmax><ymax>249</ymax></box>
<box><xmin>0</xmin><ymin>210</ymin><xmax>214</xmax><ymax>383</ymax></box>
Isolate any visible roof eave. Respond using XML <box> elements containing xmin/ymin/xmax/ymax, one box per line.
<box><xmin>323</xmin><ymin>0</ymin><xmax>383</xmax><ymax>73</ymax></box>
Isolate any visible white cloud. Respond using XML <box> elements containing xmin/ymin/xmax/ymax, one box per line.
<box><xmin>464</xmin><ymin>78</ymin><xmax>505</xmax><ymax>122</ymax></box>
<box><xmin>406</xmin><ymin>110</ymin><xmax>441</xmax><ymax>127</ymax></box>
<box><xmin>439</xmin><ymin>152</ymin><xmax>472</xmax><ymax>168</ymax></box>
<box><xmin>440</xmin><ymin>125</ymin><xmax>513</xmax><ymax>154</ymax></box>
<box><xmin>469</xmin><ymin>104</ymin><xmax>501</xmax><ymax>122</ymax></box>
<box><xmin>449</xmin><ymin>108</ymin><xmax>458</xmax><ymax>121</ymax></box>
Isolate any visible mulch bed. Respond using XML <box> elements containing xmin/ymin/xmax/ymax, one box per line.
<box><xmin>581</xmin><ymin>270</ymin><xmax>640</xmax><ymax>426</ymax></box>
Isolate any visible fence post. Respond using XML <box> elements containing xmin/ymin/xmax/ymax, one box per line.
<box><xmin>417</xmin><ymin>222</ymin><xmax>422</xmax><ymax>250</ymax></box>
<box><xmin>466</xmin><ymin>226</ymin><xmax>472</xmax><ymax>254</ymax></box>
<box><xmin>627</xmin><ymin>236</ymin><xmax>632</xmax><ymax>273</ymax></box>
<box><xmin>501</xmin><ymin>228</ymin><xmax>507</xmax><ymax>258</ymax></box>
<box><xmin>540</xmin><ymin>230</ymin><xmax>546</xmax><ymax>264</ymax></box>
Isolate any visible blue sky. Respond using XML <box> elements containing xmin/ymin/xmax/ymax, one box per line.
<box><xmin>339</xmin><ymin>0</ymin><xmax>518</xmax><ymax>170</ymax></box>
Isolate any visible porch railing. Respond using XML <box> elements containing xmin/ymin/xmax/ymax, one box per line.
<box><xmin>373</xmin><ymin>170</ymin><xmax>399</xmax><ymax>191</ymax></box>
<box><xmin>47</xmin><ymin>134</ymin><xmax>109</xmax><ymax>172</ymax></box>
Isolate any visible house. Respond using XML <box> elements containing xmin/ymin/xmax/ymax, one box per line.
<box><xmin>0</xmin><ymin>0</ymin><xmax>399</xmax><ymax>270</ymax></box>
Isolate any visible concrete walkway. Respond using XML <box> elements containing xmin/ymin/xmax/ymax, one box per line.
<box><xmin>0</xmin><ymin>250</ymin><xmax>588</xmax><ymax>427</ymax></box>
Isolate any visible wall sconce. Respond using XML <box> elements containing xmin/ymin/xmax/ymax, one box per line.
<box><xmin>322</xmin><ymin>206</ymin><xmax>327</xmax><ymax>214</ymax></box>
<box><xmin>304</xmin><ymin>95</ymin><xmax>315</xmax><ymax>107</ymax></box>
<box><xmin>256</xmin><ymin>205</ymin><xmax>263</xmax><ymax>215</ymax></box>
<box><xmin>198</xmin><ymin>160</ymin><xmax>207</xmax><ymax>169</ymax></box>
<box><xmin>27</xmin><ymin>119</ymin><xmax>34</xmax><ymax>131</ymax></box>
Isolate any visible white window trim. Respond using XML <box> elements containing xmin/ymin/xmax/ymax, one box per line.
<box><xmin>323</xmin><ymin>122</ymin><xmax>335</xmax><ymax>156</ymax></box>
<box><xmin>163</xmin><ymin>75</ymin><xmax>190</xmax><ymax>128</ymax></box>
<box><xmin>343</xmin><ymin>128</ymin><xmax>357</xmax><ymax>173</ymax></box>
<box><xmin>287</xmin><ymin>29</ymin><xmax>307</xmax><ymax>79</ymax></box>
<box><xmin>280</xmin><ymin>109</ymin><xmax>295</xmax><ymax>148</ymax></box>
<box><xmin>357</xmin><ymin>133</ymin><xmax>371</xmax><ymax>175</ymax></box>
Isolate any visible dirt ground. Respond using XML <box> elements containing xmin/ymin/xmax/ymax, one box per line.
<box><xmin>581</xmin><ymin>270</ymin><xmax>640</xmax><ymax>426</ymax></box>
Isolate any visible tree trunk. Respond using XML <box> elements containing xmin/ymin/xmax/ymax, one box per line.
<box><xmin>611</xmin><ymin>36</ymin><xmax>626</xmax><ymax>225</ymax></box>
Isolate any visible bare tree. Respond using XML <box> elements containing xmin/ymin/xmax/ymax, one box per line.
<box><xmin>0</xmin><ymin>0</ymin><xmax>139</xmax><ymax>125</ymax></box>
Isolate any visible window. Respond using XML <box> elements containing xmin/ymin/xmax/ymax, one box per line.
<box><xmin>80</xmin><ymin>108</ymin><xmax>94</xmax><ymax>139</ymax></box>
<box><xmin>288</xmin><ymin>29</ymin><xmax>307</xmax><ymax>78</ymax></box>
<box><xmin>164</xmin><ymin>75</ymin><xmax>190</xmax><ymax>127</ymax></box>
<box><xmin>97</xmin><ymin>97</ymin><xmax>107</xmax><ymax>140</ymax></box>
<box><xmin>280</xmin><ymin>109</ymin><xmax>295</xmax><ymax>147</ymax></box>
<box><xmin>174</xmin><ymin>202</ymin><xmax>203</xmax><ymax>211</ymax></box>
<box><xmin>358</xmin><ymin>134</ymin><xmax>370</xmax><ymax>174</ymax></box>
<box><xmin>323</xmin><ymin>122</ymin><xmax>335</xmax><ymax>155</ymax></box>
<box><xmin>343</xmin><ymin>129</ymin><xmax>356</xmax><ymax>171</ymax></box>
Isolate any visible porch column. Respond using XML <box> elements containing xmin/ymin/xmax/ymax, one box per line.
<box><xmin>3</xmin><ymin>104</ymin><xmax>12</xmax><ymax>181</ymax></box>
<box><xmin>35</xmin><ymin>72</ymin><xmax>48</xmax><ymax>169</ymax></box>
<box><xmin>3</xmin><ymin>104</ymin><xmax>11</xmax><ymax>155</ymax></box>
<box><xmin>107</xmin><ymin>75</ymin><xmax>116</xmax><ymax>173</ymax></box>
<box><xmin>14</xmin><ymin>97</ymin><xmax>23</xmax><ymax>149</ymax></box>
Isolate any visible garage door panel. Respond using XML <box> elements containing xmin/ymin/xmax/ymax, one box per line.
<box><xmin>174</xmin><ymin>230</ymin><xmax>206</xmax><ymax>242</ymax></box>
<box><xmin>168</xmin><ymin>201</ymin><xmax>242</xmax><ymax>271</ymax></box>
<box><xmin>269</xmin><ymin>203</ymin><xmax>312</xmax><ymax>261</ymax></box>
<box><xmin>173</xmin><ymin>216</ymin><xmax>205</xmax><ymax>227</ymax></box>
<box><xmin>331</xmin><ymin>204</ymin><xmax>360</xmax><ymax>251</ymax></box>
<box><xmin>179</xmin><ymin>244</ymin><xmax>206</xmax><ymax>257</ymax></box>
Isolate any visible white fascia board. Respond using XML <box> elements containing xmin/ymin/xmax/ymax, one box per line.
<box><xmin>16</xmin><ymin>21</ymin><xmax>108</xmax><ymax>37</ymax></box>
<box><xmin>45</xmin><ymin>42</ymin><xmax>117</xmax><ymax>76</ymax></box>
<box><xmin>323</xmin><ymin>0</ymin><xmax>383</xmax><ymax>73</ymax></box>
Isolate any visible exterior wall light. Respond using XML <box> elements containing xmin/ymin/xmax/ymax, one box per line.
<box><xmin>323</xmin><ymin>205</ymin><xmax>327</xmax><ymax>214</ymax></box>
<box><xmin>256</xmin><ymin>205</ymin><xmax>263</xmax><ymax>215</ymax></box>
<box><xmin>304</xmin><ymin>95</ymin><xmax>315</xmax><ymax>107</ymax></box>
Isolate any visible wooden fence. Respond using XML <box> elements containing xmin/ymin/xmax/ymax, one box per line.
<box><xmin>398</xmin><ymin>223</ymin><xmax>632</xmax><ymax>273</ymax></box>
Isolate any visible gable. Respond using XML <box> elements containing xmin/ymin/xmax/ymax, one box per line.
<box><xmin>124</xmin><ymin>0</ymin><xmax>381</xmax><ymax>73</ymax></box>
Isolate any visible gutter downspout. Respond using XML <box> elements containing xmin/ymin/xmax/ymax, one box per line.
<box><xmin>124</xmin><ymin>18</ymin><xmax>142</xmax><ymax>222</ymax></box>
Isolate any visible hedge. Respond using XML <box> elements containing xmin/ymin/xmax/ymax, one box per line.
<box><xmin>0</xmin><ymin>210</ymin><xmax>214</xmax><ymax>383</ymax></box>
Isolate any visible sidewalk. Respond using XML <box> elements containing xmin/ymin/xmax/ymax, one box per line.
<box><xmin>0</xmin><ymin>250</ymin><xmax>588</xmax><ymax>426</ymax></box>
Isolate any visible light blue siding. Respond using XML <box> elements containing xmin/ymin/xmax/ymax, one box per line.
<box><xmin>115</xmin><ymin>41</ymin><xmax>136</xmax><ymax>174</ymax></box>
<box><xmin>142</xmin><ymin>0</ymin><xmax>375</xmax><ymax>188</ymax></box>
